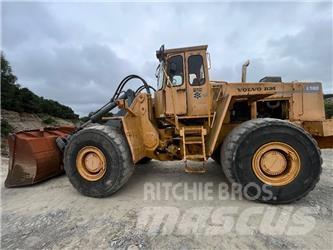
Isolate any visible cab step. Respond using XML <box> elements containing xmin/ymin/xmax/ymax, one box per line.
<box><xmin>180</xmin><ymin>126</ymin><xmax>207</xmax><ymax>173</ymax></box>
<box><xmin>184</xmin><ymin>162</ymin><xmax>207</xmax><ymax>174</ymax></box>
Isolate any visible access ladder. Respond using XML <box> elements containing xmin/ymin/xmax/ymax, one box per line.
<box><xmin>180</xmin><ymin>126</ymin><xmax>207</xmax><ymax>173</ymax></box>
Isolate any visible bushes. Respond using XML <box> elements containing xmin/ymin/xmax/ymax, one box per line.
<box><xmin>42</xmin><ymin>117</ymin><xmax>56</xmax><ymax>125</ymax></box>
<box><xmin>324</xmin><ymin>94</ymin><xmax>333</xmax><ymax>119</ymax></box>
<box><xmin>1</xmin><ymin>119</ymin><xmax>13</xmax><ymax>137</ymax></box>
<box><xmin>1</xmin><ymin>53</ymin><xmax>79</xmax><ymax>120</ymax></box>
<box><xmin>324</xmin><ymin>100</ymin><xmax>333</xmax><ymax>118</ymax></box>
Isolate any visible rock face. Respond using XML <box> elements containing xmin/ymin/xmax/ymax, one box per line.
<box><xmin>1</xmin><ymin>109</ymin><xmax>77</xmax><ymax>155</ymax></box>
<box><xmin>1</xmin><ymin>109</ymin><xmax>75</xmax><ymax>132</ymax></box>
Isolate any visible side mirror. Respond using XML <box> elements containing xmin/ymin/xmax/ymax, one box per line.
<box><xmin>169</xmin><ymin>62</ymin><xmax>177</xmax><ymax>75</ymax></box>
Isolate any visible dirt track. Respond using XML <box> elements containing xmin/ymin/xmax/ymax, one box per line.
<box><xmin>1</xmin><ymin>150</ymin><xmax>332</xmax><ymax>250</ymax></box>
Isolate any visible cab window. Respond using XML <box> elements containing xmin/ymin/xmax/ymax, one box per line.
<box><xmin>188</xmin><ymin>55</ymin><xmax>205</xmax><ymax>86</ymax></box>
<box><xmin>167</xmin><ymin>55</ymin><xmax>183</xmax><ymax>86</ymax></box>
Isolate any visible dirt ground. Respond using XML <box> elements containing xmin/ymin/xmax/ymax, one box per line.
<box><xmin>1</xmin><ymin>150</ymin><xmax>332</xmax><ymax>250</ymax></box>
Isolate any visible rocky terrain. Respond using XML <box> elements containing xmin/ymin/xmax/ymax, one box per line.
<box><xmin>1</xmin><ymin>109</ymin><xmax>76</xmax><ymax>155</ymax></box>
<box><xmin>1</xmin><ymin>109</ymin><xmax>75</xmax><ymax>131</ymax></box>
<box><xmin>1</xmin><ymin>150</ymin><xmax>332</xmax><ymax>249</ymax></box>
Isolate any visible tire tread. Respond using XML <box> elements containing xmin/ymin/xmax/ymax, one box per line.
<box><xmin>64</xmin><ymin>124</ymin><xmax>134</xmax><ymax>197</ymax></box>
<box><xmin>220</xmin><ymin>118</ymin><xmax>322</xmax><ymax>204</ymax></box>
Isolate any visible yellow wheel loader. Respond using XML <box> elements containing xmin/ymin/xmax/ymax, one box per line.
<box><xmin>6</xmin><ymin>45</ymin><xmax>333</xmax><ymax>204</ymax></box>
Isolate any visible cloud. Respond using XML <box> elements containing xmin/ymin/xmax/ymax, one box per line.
<box><xmin>12</xmin><ymin>43</ymin><xmax>138</xmax><ymax>114</ymax></box>
<box><xmin>2</xmin><ymin>2</ymin><xmax>332</xmax><ymax>116</ymax></box>
<box><xmin>2</xmin><ymin>3</ymin><xmax>67</xmax><ymax>49</ymax></box>
<box><xmin>267</xmin><ymin>19</ymin><xmax>332</xmax><ymax>84</ymax></box>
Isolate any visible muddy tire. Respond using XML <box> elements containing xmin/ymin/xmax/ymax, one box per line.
<box><xmin>221</xmin><ymin>118</ymin><xmax>322</xmax><ymax>204</ymax></box>
<box><xmin>64</xmin><ymin>124</ymin><xmax>134</xmax><ymax>197</ymax></box>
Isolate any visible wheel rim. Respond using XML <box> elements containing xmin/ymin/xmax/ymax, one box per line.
<box><xmin>252</xmin><ymin>142</ymin><xmax>301</xmax><ymax>186</ymax></box>
<box><xmin>76</xmin><ymin>146</ymin><xmax>107</xmax><ymax>181</ymax></box>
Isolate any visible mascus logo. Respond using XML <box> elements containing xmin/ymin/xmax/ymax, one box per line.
<box><xmin>237</xmin><ymin>86</ymin><xmax>276</xmax><ymax>92</ymax></box>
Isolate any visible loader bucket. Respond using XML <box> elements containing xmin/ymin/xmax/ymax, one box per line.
<box><xmin>5</xmin><ymin>126</ymin><xmax>76</xmax><ymax>187</ymax></box>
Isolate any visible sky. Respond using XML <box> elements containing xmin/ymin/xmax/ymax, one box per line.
<box><xmin>2</xmin><ymin>1</ymin><xmax>332</xmax><ymax>116</ymax></box>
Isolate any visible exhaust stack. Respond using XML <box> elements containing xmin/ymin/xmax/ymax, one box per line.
<box><xmin>241</xmin><ymin>60</ymin><xmax>250</xmax><ymax>83</ymax></box>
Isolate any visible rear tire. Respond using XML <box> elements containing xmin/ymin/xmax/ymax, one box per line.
<box><xmin>64</xmin><ymin>124</ymin><xmax>134</xmax><ymax>197</ymax></box>
<box><xmin>221</xmin><ymin>118</ymin><xmax>322</xmax><ymax>204</ymax></box>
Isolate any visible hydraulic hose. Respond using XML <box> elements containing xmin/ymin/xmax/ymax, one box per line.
<box><xmin>112</xmin><ymin>75</ymin><xmax>151</xmax><ymax>101</ymax></box>
<box><xmin>81</xmin><ymin>91</ymin><xmax>128</xmax><ymax>128</ymax></box>
<box><xmin>135</xmin><ymin>85</ymin><xmax>156</xmax><ymax>95</ymax></box>
<box><xmin>81</xmin><ymin>75</ymin><xmax>152</xmax><ymax>128</ymax></box>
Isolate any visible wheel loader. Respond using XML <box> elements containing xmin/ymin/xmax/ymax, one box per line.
<box><xmin>5</xmin><ymin>45</ymin><xmax>333</xmax><ymax>204</ymax></box>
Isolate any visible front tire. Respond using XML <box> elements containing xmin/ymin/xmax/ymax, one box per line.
<box><xmin>64</xmin><ymin>124</ymin><xmax>134</xmax><ymax>197</ymax></box>
<box><xmin>221</xmin><ymin>118</ymin><xmax>322</xmax><ymax>204</ymax></box>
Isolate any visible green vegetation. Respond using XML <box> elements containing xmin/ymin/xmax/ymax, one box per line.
<box><xmin>1</xmin><ymin>119</ymin><xmax>13</xmax><ymax>136</ymax></box>
<box><xmin>79</xmin><ymin>116</ymin><xmax>90</xmax><ymax>122</ymax></box>
<box><xmin>79</xmin><ymin>111</ymin><xmax>95</xmax><ymax>122</ymax></box>
<box><xmin>324</xmin><ymin>94</ymin><xmax>333</xmax><ymax>119</ymax></box>
<box><xmin>42</xmin><ymin>117</ymin><xmax>57</xmax><ymax>125</ymax></box>
<box><xmin>1</xmin><ymin>53</ymin><xmax>79</xmax><ymax>120</ymax></box>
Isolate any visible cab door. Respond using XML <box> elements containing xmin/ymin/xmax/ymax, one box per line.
<box><xmin>165</xmin><ymin>53</ymin><xmax>187</xmax><ymax>115</ymax></box>
<box><xmin>185</xmin><ymin>51</ymin><xmax>210</xmax><ymax>116</ymax></box>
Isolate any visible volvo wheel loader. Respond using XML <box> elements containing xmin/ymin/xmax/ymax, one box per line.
<box><xmin>5</xmin><ymin>45</ymin><xmax>333</xmax><ymax>204</ymax></box>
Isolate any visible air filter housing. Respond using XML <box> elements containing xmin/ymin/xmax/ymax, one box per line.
<box><xmin>259</xmin><ymin>76</ymin><xmax>282</xmax><ymax>82</ymax></box>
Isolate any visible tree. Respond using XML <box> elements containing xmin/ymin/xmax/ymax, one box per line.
<box><xmin>1</xmin><ymin>52</ymin><xmax>79</xmax><ymax>120</ymax></box>
<box><xmin>1</xmin><ymin>52</ymin><xmax>20</xmax><ymax>111</ymax></box>
<box><xmin>1</xmin><ymin>52</ymin><xmax>17</xmax><ymax>85</ymax></box>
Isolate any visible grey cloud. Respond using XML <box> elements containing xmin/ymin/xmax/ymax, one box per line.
<box><xmin>2</xmin><ymin>3</ymin><xmax>67</xmax><ymax>49</ymax></box>
<box><xmin>2</xmin><ymin>2</ymin><xmax>332</xmax><ymax>116</ymax></box>
<box><xmin>12</xmin><ymin>43</ymin><xmax>138</xmax><ymax>114</ymax></box>
<box><xmin>250</xmin><ymin>19</ymin><xmax>333</xmax><ymax>89</ymax></box>
<box><xmin>269</xmin><ymin>20</ymin><xmax>332</xmax><ymax>64</ymax></box>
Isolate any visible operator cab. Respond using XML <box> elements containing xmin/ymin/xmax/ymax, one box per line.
<box><xmin>154</xmin><ymin>45</ymin><xmax>211</xmax><ymax>118</ymax></box>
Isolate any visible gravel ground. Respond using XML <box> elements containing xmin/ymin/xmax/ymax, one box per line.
<box><xmin>1</xmin><ymin>150</ymin><xmax>332</xmax><ymax>250</ymax></box>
